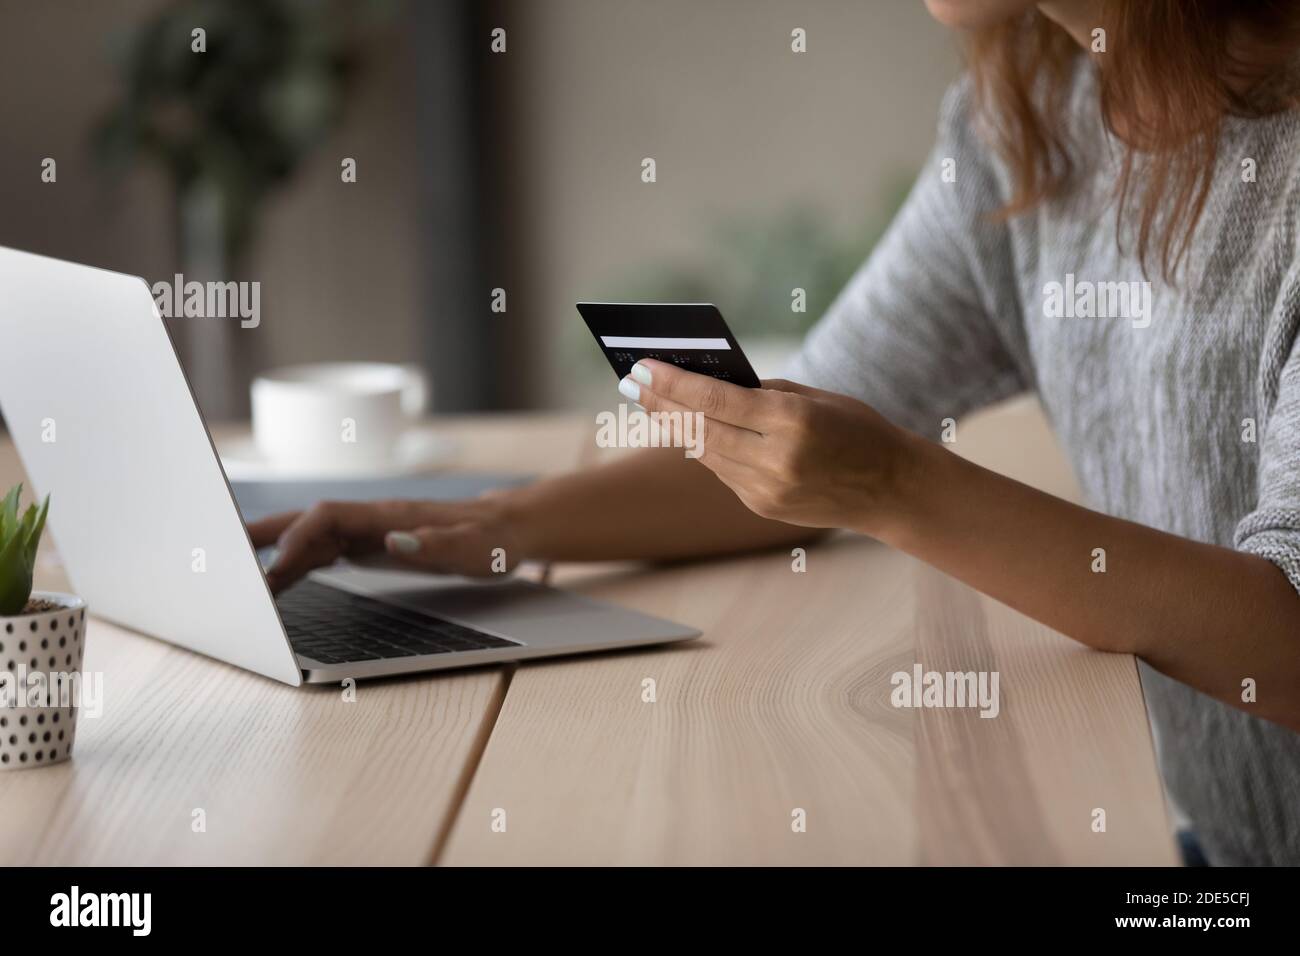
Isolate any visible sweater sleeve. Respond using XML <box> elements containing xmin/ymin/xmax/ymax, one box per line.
<box><xmin>783</xmin><ymin>77</ymin><xmax>1030</xmax><ymax>438</ymax></box>
<box><xmin>1234</xmin><ymin>300</ymin><xmax>1300</xmax><ymax>596</ymax></box>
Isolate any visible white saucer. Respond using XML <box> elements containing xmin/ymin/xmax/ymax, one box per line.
<box><xmin>217</xmin><ymin>430</ymin><xmax>457</xmax><ymax>482</ymax></box>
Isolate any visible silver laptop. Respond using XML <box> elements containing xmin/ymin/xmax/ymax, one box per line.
<box><xmin>0</xmin><ymin>246</ymin><xmax>700</xmax><ymax>685</ymax></box>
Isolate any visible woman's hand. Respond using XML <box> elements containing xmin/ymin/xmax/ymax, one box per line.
<box><xmin>247</xmin><ymin>359</ymin><xmax>916</xmax><ymax>593</ymax></box>
<box><xmin>248</xmin><ymin>494</ymin><xmax>528</xmax><ymax>592</ymax></box>
<box><xmin>621</xmin><ymin>359</ymin><xmax>916</xmax><ymax>537</ymax></box>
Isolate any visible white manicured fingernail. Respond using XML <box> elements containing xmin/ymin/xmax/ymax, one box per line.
<box><xmin>386</xmin><ymin>531</ymin><xmax>421</xmax><ymax>554</ymax></box>
<box><xmin>618</xmin><ymin>377</ymin><xmax>640</xmax><ymax>402</ymax></box>
<box><xmin>630</xmin><ymin>363</ymin><xmax>652</xmax><ymax>386</ymax></box>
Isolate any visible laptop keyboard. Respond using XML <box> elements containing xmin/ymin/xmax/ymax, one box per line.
<box><xmin>276</xmin><ymin>579</ymin><xmax>519</xmax><ymax>665</ymax></box>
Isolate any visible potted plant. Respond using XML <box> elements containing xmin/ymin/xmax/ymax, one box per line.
<box><xmin>0</xmin><ymin>484</ymin><xmax>87</xmax><ymax>769</ymax></box>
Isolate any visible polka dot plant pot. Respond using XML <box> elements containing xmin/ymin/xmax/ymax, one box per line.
<box><xmin>0</xmin><ymin>592</ymin><xmax>86</xmax><ymax>770</ymax></box>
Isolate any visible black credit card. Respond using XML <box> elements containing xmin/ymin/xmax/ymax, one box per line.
<box><xmin>576</xmin><ymin>303</ymin><xmax>761</xmax><ymax>388</ymax></box>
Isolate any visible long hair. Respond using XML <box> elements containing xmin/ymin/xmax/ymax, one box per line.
<box><xmin>967</xmin><ymin>1</ymin><xmax>1300</xmax><ymax>279</ymax></box>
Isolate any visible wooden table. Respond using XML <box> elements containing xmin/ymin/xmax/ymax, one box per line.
<box><xmin>0</xmin><ymin>400</ymin><xmax>1176</xmax><ymax>865</ymax></box>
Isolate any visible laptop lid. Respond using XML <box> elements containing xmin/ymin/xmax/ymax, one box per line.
<box><xmin>0</xmin><ymin>246</ymin><xmax>301</xmax><ymax>685</ymax></box>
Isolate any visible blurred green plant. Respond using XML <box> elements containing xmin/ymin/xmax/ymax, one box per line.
<box><xmin>0</xmin><ymin>484</ymin><xmax>49</xmax><ymax>616</ymax></box>
<box><xmin>613</xmin><ymin>177</ymin><xmax>914</xmax><ymax>339</ymax></box>
<box><xmin>93</xmin><ymin>0</ymin><xmax>393</xmax><ymax>261</ymax></box>
<box><xmin>565</xmin><ymin>177</ymin><xmax>916</xmax><ymax>402</ymax></box>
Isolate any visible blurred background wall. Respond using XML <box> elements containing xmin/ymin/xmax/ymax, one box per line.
<box><xmin>0</xmin><ymin>0</ymin><xmax>961</xmax><ymax>420</ymax></box>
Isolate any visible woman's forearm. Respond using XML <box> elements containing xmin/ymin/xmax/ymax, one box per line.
<box><xmin>504</xmin><ymin>446</ymin><xmax>823</xmax><ymax>563</ymax></box>
<box><xmin>881</xmin><ymin>433</ymin><xmax>1300</xmax><ymax>731</ymax></box>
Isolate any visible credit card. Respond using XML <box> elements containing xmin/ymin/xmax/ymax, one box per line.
<box><xmin>576</xmin><ymin>303</ymin><xmax>761</xmax><ymax>388</ymax></box>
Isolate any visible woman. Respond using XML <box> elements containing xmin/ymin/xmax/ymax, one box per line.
<box><xmin>251</xmin><ymin>0</ymin><xmax>1300</xmax><ymax>866</ymax></box>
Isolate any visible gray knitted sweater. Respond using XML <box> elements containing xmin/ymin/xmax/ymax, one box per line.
<box><xmin>786</xmin><ymin>62</ymin><xmax>1300</xmax><ymax>865</ymax></box>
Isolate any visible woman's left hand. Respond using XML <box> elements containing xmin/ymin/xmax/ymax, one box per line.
<box><xmin>620</xmin><ymin>359</ymin><xmax>917</xmax><ymax>537</ymax></box>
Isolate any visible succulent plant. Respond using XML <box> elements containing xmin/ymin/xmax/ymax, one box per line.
<box><xmin>0</xmin><ymin>484</ymin><xmax>49</xmax><ymax>616</ymax></box>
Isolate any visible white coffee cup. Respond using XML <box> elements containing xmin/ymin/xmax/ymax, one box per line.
<box><xmin>251</xmin><ymin>362</ymin><xmax>427</xmax><ymax>470</ymax></box>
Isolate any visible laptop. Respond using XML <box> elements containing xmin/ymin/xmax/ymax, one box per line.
<box><xmin>0</xmin><ymin>246</ymin><xmax>700</xmax><ymax>685</ymax></box>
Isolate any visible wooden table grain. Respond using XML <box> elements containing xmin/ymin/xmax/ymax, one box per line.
<box><xmin>440</xmin><ymin>397</ymin><xmax>1176</xmax><ymax>866</ymax></box>
<box><xmin>0</xmin><ymin>400</ymin><xmax>1177</xmax><ymax>865</ymax></box>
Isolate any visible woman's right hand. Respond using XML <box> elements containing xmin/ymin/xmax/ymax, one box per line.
<box><xmin>248</xmin><ymin>494</ymin><xmax>529</xmax><ymax>593</ymax></box>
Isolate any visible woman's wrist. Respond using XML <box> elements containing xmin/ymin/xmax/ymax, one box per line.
<box><xmin>480</xmin><ymin>483</ymin><xmax>548</xmax><ymax>562</ymax></box>
<box><xmin>863</xmin><ymin>429</ymin><xmax>955</xmax><ymax>550</ymax></box>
